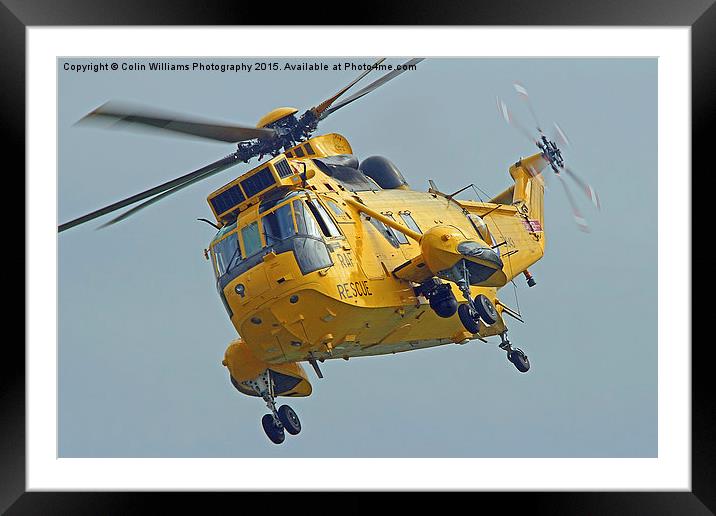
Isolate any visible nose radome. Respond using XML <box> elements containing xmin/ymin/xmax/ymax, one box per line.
<box><xmin>457</xmin><ymin>241</ymin><xmax>504</xmax><ymax>269</ymax></box>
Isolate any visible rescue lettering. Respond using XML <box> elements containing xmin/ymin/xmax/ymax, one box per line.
<box><xmin>337</xmin><ymin>280</ymin><xmax>373</xmax><ymax>299</ymax></box>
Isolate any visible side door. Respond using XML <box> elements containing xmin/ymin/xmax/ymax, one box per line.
<box><xmin>312</xmin><ymin>195</ymin><xmax>385</xmax><ymax>280</ymax></box>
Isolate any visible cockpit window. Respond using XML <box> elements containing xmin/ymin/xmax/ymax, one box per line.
<box><xmin>306</xmin><ymin>199</ymin><xmax>341</xmax><ymax>238</ymax></box>
<box><xmin>259</xmin><ymin>188</ymin><xmax>300</xmax><ymax>214</ymax></box>
<box><xmin>293</xmin><ymin>200</ymin><xmax>322</xmax><ymax>238</ymax></box>
<box><xmin>212</xmin><ymin>230</ymin><xmax>241</xmax><ymax>277</ymax></box>
<box><xmin>262</xmin><ymin>203</ymin><xmax>296</xmax><ymax>245</ymax></box>
<box><xmin>241</xmin><ymin>221</ymin><xmax>262</xmax><ymax>257</ymax></box>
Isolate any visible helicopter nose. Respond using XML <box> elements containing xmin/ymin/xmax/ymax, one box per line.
<box><xmin>457</xmin><ymin>241</ymin><xmax>504</xmax><ymax>270</ymax></box>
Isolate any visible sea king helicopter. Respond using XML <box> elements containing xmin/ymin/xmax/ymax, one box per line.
<box><xmin>59</xmin><ymin>58</ymin><xmax>599</xmax><ymax>444</ymax></box>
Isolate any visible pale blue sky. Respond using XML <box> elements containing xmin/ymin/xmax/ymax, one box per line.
<box><xmin>58</xmin><ymin>57</ymin><xmax>657</xmax><ymax>457</ymax></box>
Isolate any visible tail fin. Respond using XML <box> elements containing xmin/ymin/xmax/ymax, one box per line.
<box><xmin>487</xmin><ymin>152</ymin><xmax>547</xmax><ymax>261</ymax></box>
<box><xmin>490</xmin><ymin>152</ymin><xmax>546</xmax><ymax>226</ymax></box>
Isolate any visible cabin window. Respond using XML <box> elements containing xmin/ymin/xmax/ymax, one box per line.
<box><xmin>365</xmin><ymin>215</ymin><xmax>400</xmax><ymax>248</ymax></box>
<box><xmin>325</xmin><ymin>199</ymin><xmax>347</xmax><ymax>218</ymax></box>
<box><xmin>306</xmin><ymin>199</ymin><xmax>341</xmax><ymax>238</ymax></box>
<box><xmin>466</xmin><ymin>213</ymin><xmax>499</xmax><ymax>256</ymax></box>
<box><xmin>399</xmin><ymin>212</ymin><xmax>422</xmax><ymax>234</ymax></box>
<box><xmin>467</xmin><ymin>214</ymin><xmax>490</xmax><ymax>242</ymax></box>
<box><xmin>241</xmin><ymin>221</ymin><xmax>262</xmax><ymax>257</ymax></box>
<box><xmin>211</xmin><ymin>230</ymin><xmax>241</xmax><ymax>277</ymax></box>
<box><xmin>262</xmin><ymin>203</ymin><xmax>296</xmax><ymax>245</ymax></box>
<box><xmin>385</xmin><ymin>214</ymin><xmax>410</xmax><ymax>244</ymax></box>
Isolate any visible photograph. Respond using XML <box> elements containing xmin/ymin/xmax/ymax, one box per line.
<box><xmin>57</xmin><ymin>56</ymin><xmax>657</xmax><ymax>458</ymax></box>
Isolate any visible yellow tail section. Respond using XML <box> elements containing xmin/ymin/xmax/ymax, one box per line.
<box><xmin>491</xmin><ymin>152</ymin><xmax>547</xmax><ymax>220</ymax></box>
<box><xmin>489</xmin><ymin>152</ymin><xmax>547</xmax><ymax>251</ymax></box>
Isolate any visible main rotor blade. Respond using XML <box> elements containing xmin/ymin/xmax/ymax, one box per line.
<box><xmin>320</xmin><ymin>58</ymin><xmax>424</xmax><ymax>119</ymax></box>
<box><xmin>78</xmin><ymin>102</ymin><xmax>277</xmax><ymax>143</ymax></box>
<box><xmin>58</xmin><ymin>154</ymin><xmax>240</xmax><ymax>232</ymax></box>
<box><xmin>556</xmin><ymin>173</ymin><xmax>590</xmax><ymax>233</ymax></box>
<box><xmin>99</xmin><ymin>158</ymin><xmax>234</xmax><ymax>228</ymax></box>
<box><xmin>312</xmin><ymin>58</ymin><xmax>386</xmax><ymax>116</ymax></box>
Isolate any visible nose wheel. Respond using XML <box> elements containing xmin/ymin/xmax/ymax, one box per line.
<box><xmin>261</xmin><ymin>414</ymin><xmax>285</xmax><ymax>444</ymax></box>
<box><xmin>244</xmin><ymin>370</ymin><xmax>303</xmax><ymax>444</ymax></box>
<box><xmin>499</xmin><ymin>332</ymin><xmax>530</xmax><ymax>373</ymax></box>
<box><xmin>277</xmin><ymin>404</ymin><xmax>302</xmax><ymax>435</ymax></box>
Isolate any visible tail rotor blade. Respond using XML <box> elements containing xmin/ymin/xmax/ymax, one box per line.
<box><xmin>553</xmin><ymin>122</ymin><xmax>571</xmax><ymax>148</ymax></box>
<box><xmin>513</xmin><ymin>81</ymin><xmax>543</xmax><ymax>134</ymax></box>
<box><xmin>551</xmin><ymin>123</ymin><xmax>598</xmax><ymax>209</ymax></box>
<box><xmin>556</xmin><ymin>173</ymin><xmax>590</xmax><ymax>233</ymax></box>
<box><xmin>496</xmin><ymin>96</ymin><xmax>536</xmax><ymax>144</ymax></box>
<box><xmin>564</xmin><ymin>165</ymin><xmax>600</xmax><ymax>210</ymax></box>
<box><xmin>524</xmin><ymin>160</ymin><xmax>547</xmax><ymax>188</ymax></box>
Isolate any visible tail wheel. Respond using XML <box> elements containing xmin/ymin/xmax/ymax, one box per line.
<box><xmin>508</xmin><ymin>349</ymin><xmax>531</xmax><ymax>373</ymax></box>
<box><xmin>457</xmin><ymin>303</ymin><xmax>480</xmax><ymax>334</ymax></box>
<box><xmin>474</xmin><ymin>294</ymin><xmax>499</xmax><ymax>325</ymax></box>
<box><xmin>261</xmin><ymin>414</ymin><xmax>285</xmax><ymax>444</ymax></box>
<box><xmin>278</xmin><ymin>405</ymin><xmax>302</xmax><ymax>435</ymax></box>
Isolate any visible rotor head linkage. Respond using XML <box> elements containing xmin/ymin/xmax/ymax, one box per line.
<box><xmin>536</xmin><ymin>134</ymin><xmax>564</xmax><ymax>173</ymax></box>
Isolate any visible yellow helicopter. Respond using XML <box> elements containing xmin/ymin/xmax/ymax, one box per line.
<box><xmin>59</xmin><ymin>58</ymin><xmax>599</xmax><ymax>444</ymax></box>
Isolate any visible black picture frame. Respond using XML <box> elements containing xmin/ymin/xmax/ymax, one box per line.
<box><xmin>5</xmin><ymin>1</ymin><xmax>707</xmax><ymax>513</ymax></box>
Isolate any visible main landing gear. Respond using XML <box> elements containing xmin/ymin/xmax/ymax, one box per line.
<box><xmin>454</xmin><ymin>261</ymin><xmax>499</xmax><ymax>334</ymax></box>
<box><xmin>245</xmin><ymin>370</ymin><xmax>302</xmax><ymax>444</ymax></box>
<box><xmin>419</xmin><ymin>264</ymin><xmax>531</xmax><ymax>374</ymax></box>
<box><xmin>451</xmin><ymin>261</ymin><xmax>530</xmax><ymax>374</ymax></box>
<box><xmin>420</xmin><ymin>278</ymin><xmax>458</xmax><ymax>318</ymax></box>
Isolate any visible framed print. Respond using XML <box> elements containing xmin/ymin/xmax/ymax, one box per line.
<box><xmin>5</xmin><ymin>0</ymin><xmax>709</xmax><ymax>512</ymax></box>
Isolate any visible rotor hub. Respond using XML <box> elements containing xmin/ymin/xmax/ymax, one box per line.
<box><xmin>537</xmin><ymin>134</ymin><xmax>563</xmax><ymax>172</ymax></box>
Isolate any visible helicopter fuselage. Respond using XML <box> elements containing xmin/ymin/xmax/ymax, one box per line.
<box><xmin>209</xmin><ymin>133</ymin><xmax>547</xmax><ymax>395</ymax></box>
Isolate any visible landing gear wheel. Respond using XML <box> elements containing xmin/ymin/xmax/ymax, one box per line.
<box><xmin>458</xmin><ymin>303</ymin><xmax>481</xmax><ymax>334</ymax></box>
<box><xmin>278</xmin><ymin>405</ymin><xmax>301</xmax><ymax>435</ymax></box>
<box><xmin>431</xmin><ymin>298</ymin><xmax>458</xmax><ymax>318</ymax></box>
<box><xmin>508</xmin><ymin>348</ymin><xmax>530</xmax><ymax>373</ymax></box>
<box><xmin>429</xmin><ymin>284</ymin><xmax>458</xmax><ymax>318</ymax></box>
<box><xmin>261</xmin><ymin>414</ymin><xmax>285</xmax><ymax>444</ymax></box>
<box><xmin>474</xmin><ymin>294</ymin><xmax>498</xmax><ymax>325</ymax></box>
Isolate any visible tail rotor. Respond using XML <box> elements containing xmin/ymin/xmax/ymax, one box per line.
<box><xmin>497</xmin><ymin>82</ymin><xmax>600</xmax><ymax>232</ymax></box>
